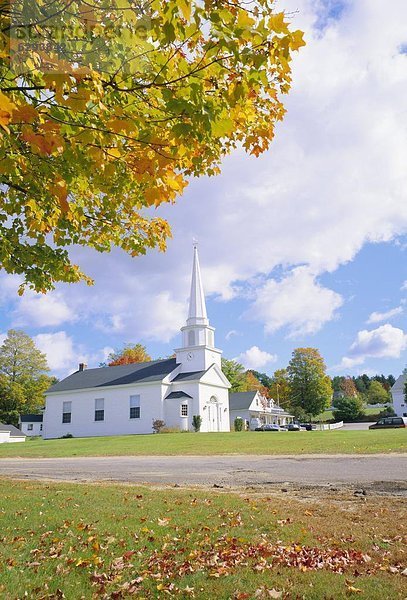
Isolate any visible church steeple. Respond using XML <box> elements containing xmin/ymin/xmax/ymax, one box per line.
<box><xmin>174</xmin><ymin>244</ymin><xmax>222</xmax><ymax>372</ymax></box>
<box><xmin>187</xmin><ymin>244</ymin><xmax>208</xmax><ymax>326</ymax></box>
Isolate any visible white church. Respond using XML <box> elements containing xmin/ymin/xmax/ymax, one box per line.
<box><xmin>43</xmin><ymin>246</ymin><xmax>232</xmax><ymax>439</ymax></box>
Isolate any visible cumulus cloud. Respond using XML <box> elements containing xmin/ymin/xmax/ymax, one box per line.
<box><xmin>402</xmin><ymin>281</ymin><xmax>407</xmax><ymax>291</ymax></box>
<box><xmin>340</xmin><ymin>324</ymin><xmax>407</xmax><ymax>368</ymax></box>
<box><xmin>235</xmin><ymin>346</ymin><xmax>277</xmax><ymax>370</ymax></box>
<box><xmin>13</xmin><ymin>291</ymin><xmax>75</xmax><ymax>327</ymax></box>
<box><xmin>246</xmin><ymin>267</ymin><xmax>343</xmax><ymax>337</ymax></box>
<box><xmin>367</xmin><ymin>306</ymin><xmax>403</xmax><ymax>324</ymax></box>
<box><xmin>34</xmin><ymin>331</ymin><xmax>114</xmax><ymax>375</ymax></box>
<box><xmin>34</xmin><ymin>331</ymin><xmax>77</xmax><ymax>372</ymax></box>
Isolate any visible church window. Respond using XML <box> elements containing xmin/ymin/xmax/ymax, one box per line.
<box><xmin>95</xmin><ymin>398</ymin><xmax>104</xmax><ymax>421</ymax></box>
<box><xmin>181</xmin><ymin>403</ymin><xmax>188</xmax><ymax>417</ymax></box>
<box><xmin>188</xmin><ymin>330</ymin><xmax>195</xmax><ymax>346</ymax></box>
<box><xmin>62</xmin><ymin>401</ymin><xmax>72</xmax><ymax>424</ymax></box>
<box><xmin>27</xmin><ymin>423</ymin><xmax>33</xmax><ymax>431</ymax></box>
<box><xmin>208</xmin><ymin>330</ymin><xmax>214</xmax><ymax>347</ymax></box>
<box><xmin>130</xmin><ymin>395</ymin><xmax>141</xmax><ymax>419</ymax></box>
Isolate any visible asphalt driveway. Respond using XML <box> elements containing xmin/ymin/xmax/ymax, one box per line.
<box><xmin>0</xmin><ymin>454</ymin><xmax>405</xmax><ymax>492</ymax></box>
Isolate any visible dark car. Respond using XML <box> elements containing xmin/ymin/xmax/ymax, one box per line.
<box><xmin>369</xmin><ymin>417</ymin><xmax>407</xmax><ymax>430</ymax></box>
<box><xmin>300</xmin><ymin>423</ymin><xmax>314</xmax><ymax>431</ymax></box>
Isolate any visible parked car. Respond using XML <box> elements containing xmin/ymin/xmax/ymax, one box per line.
<box><xmin>287</xmin><ymin>423</ymin><xmax>300</xmax><ymax>431</ymax></box>
<box><xmin>264</xmin><ymin>424</ymin><xmax>281</xmax><ymax>431</ymax></box>
<box><xmin>300</xmin><ymin>423</ymin><xmax>315</xmax><ymax>431</ymax></box>
<box><xmin>369</xmin><ymin>417</ymin><xmax>407</xmax><ymax>430</ymax></box>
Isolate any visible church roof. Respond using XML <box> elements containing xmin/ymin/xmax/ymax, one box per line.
<box><xmin>165</xmin><ymin>391</ymin><xmax>193</xmax><ymax>399</ymax></box>
<box><xmin>172</xmin><ymin>370</ymin><xmax>207</xmax><ymax>382</ymax></box>
<box><xmin>46</xmin><ymin>358</ymin><xmax>178</xmax><ymax>393</ymax></box>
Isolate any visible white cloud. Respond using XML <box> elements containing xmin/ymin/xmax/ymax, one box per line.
<box><xmin>246</xmin><ymin>267</ymin><xmax>343</xmax><ymax>337</ymax></box>
<box><xmin>367</xmin><ymin>306</ymin><xmax>403</xmax><ymax>324</ymax></box>
<box><xmin>235</xmin><ymin>346</ymin><xmax>277</xmax><ymax>370</ymax></box>
<box><xmin>34</xmin><ymin>331</ymin><xmax>113</xmax><ymax>375</ymax></box>
<box><xmin>14</xmin><ymin>291</ymin><xmax>75</xmax><ymax>327</ymax></box>
<box><xmin>341</xmin><ymin>324</ymin><xmax>407</xmax><ymax>367</ymax></box>
<box><xmin>34</xmin><ymin>331</ymin><xmax>77</xmax><ymax>372</ymax></box>
<box><xmin>402</xmin><ymin>281</ymin><xmax>407</xmax><ymax>291</ymax></box>
<box><xmin>225</xmin><ymin>330</ymin><xmax>239</xmax><ymax>341</ymax></box>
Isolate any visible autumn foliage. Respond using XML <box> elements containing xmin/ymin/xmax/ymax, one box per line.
<box><xmin>0</xmin><ymin>0</ymin><xmax>304</xmax><ymax>292</ymax></box>
<box><xmin>107</xmin><ymin>343</ymin><xmax>151</xmax><ymax>366</ymax></box>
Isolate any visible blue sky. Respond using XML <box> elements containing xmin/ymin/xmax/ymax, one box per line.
<box><xmin>0</xmin><ymin>0</ymin><xmax>406</xmax><ymax>380</ymax></box>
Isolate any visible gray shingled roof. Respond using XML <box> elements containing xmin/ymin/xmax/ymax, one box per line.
<box><xmin>172</xmin><ymin>370</ymin><xmax>206</xmax><ymax>382</ymax></box>
<box><xmin>20</xmin><ymin>414</ymin><xmax>43</xmax><ymax>423</ymax></box>
<box><xmin>47</xmin><ymin>358</ymin><xmax>178</xmax><ymax>393</ymax></box>
<box><xmin>0</xmin><ymin>423</ymin><xmax>26</xmax><ymax>437</ymax></box>
<box><xmin>229</xmin><ymin>391</ymin><xmax>257</xmax><ymax>410</ymax></box>
<box><xmin>165</xmin><ymin>391</ymin><xmax>193</xmax><ymax>399</ymax></box>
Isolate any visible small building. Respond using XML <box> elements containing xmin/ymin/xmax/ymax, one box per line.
<box><xmin>19</xmin><ymin>414</ymin><xmax>43</xmax><ymax>437</ymax></box>
<box><xmin>43</xmin><ymin>246</ymin><xmax>231</xmax><ymax>439</ymax></box>
<box><xmin>391</xmin><ymin>371</ymin><xmax>407</xmax><ymax>417</ymax></box>
<box><xmin>229</xmin><ymin>390</ymin><xmax>294</xmax><ymax>430</ymax></box>
<box><xmin>0</xmin><ymin>423</ymin><xmax>26</xmax><ymax>443</ymax></box>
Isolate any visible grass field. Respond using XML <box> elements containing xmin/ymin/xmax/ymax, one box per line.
<box><xmin>0</xmin><ymin>429</ymin><xmax>406</xmax><ymax>458</ymax></box>
<box><xmin>316</xmin><ymin>407</ymin><xmax>381</xmax><ymax>421</ymax></box>
<box><xmin>0</xmin><ymin>479</ymin><xmax>405</xmax><ymax>599</ymax></box>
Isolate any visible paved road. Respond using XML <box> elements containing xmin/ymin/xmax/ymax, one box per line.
<box><xmin>341</xmin><ymin>422</ymin><xmax>371</xmax><ymax>431</ymax></box>
<box><xmin>0</xmin><ymin>455</ymin><xmax>405</xmax><ymax>490</ymax></box>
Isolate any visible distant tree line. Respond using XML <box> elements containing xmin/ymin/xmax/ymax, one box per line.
<box><xmin>0</xmin><ymin>332</ymin><xmax>396</xmax><ymax>427</ymax></box>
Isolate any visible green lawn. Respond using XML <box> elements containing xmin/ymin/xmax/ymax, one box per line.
<box><xmin>316</xmin><ymin>407</ymin><xmax>382</xmax><ymax>421</ymax></box>
<box><xmin>0</xmin><ymin>479</ymin><xmax>405</xmax><ymax>599</ymax></box>
<box><xmin>0</xmin><ymin>429</ymin><xmax>406</xmax><ymax>458</ymax></box>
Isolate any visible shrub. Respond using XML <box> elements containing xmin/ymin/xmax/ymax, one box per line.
<box><xmin>152</xmin><ymin>419</ymin><xmax>165</xmax><ymax>434</ymax></box>
<box><xmin>192</xmin><ymin>415</ymin><xmax>202</xmax><ymax>432</ymax></box>
<box><xmin>234</xmin><ymin>416</ymin><xmax>244</xmax><ymax>431</ymax></box>
<box><xmin>378</xmin><ymin>406</ymin><xmax>396</xmax><ymax>418</ymax></box>
<box><xmin>61</xmin><ymin>433</ymin><xmax>73</xmax><ymax>439</ymax></box>
<box><xmin>333</xmin><ymin>396</ymin><xmax>364</xmax><ymax>422</ymax></box>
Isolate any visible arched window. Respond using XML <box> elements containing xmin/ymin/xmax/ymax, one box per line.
<box><xmin>188</xmin><ymin>330</ymin><xmax>195</xmax><ymax>346</ymax></box>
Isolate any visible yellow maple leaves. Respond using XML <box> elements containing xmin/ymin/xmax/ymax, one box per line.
<box><xmin>0</xmin><ymin>92</ymin><xmax>16</xmax><ymax>133</ymax></box>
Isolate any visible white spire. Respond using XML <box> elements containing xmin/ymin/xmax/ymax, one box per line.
<box><xmin>187</xmin><ymin>243</ymin><xmax>208</xmax><ymax>326</ymax></box>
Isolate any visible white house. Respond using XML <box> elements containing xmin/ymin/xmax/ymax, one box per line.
<box><xmin>43</xmin><ymin>246</ymin><xmax>231</xmax><ymax>439</ymax></box>
<box><xmin>391</xmin><ymin>370</ymin><xmax>407</xmax><ymax>417</ymax></box>
<box><xmin>19</xmin><ymin>413</ymin><xmax>43</xmax><ymax>436</ymax></box>
<box><xmin>0</xmin><ymin>423</ymin><xmax>26</xmax><ymax>443</ymax></box>
<box><xmin>229</xmin><ymin>390</ymin><xmax>294</xmax><ymax>430</ymax></box>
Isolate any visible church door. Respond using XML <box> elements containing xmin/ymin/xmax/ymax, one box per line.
<box><xmin>207</xmin><ymin>397</ymin><xmax>220</xmax><ymax>431</ymax></box>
